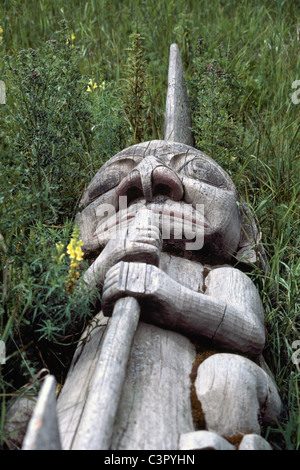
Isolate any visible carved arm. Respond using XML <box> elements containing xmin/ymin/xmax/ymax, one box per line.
<box><xmin>102</xmin><ymin>261</ymin><xmax>265</xmax><ymax>355</ymax></box>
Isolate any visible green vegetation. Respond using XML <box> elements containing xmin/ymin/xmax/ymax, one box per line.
<box><xmin>0</xmin><ymin>0</ymin><xmax>299</xmax><ymax>450</ymax></box>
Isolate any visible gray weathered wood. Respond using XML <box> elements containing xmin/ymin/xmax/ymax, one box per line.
<box><xmin>22</xmin><ymin>375</ymin><xmax>61</xmax><ymax>450</ymax></box>
<box><xmin>56</xmin><ymin>312</ymin><xmax>108</xmax><ymax>450</ymax></box>
<box><xmin>236</xmin><ymin>200</ymin><xmax>269</xmax><ymax>272</ymax></box>
<box><xmin>102</xmin><ymin>261</ymin><xmax>266</xmax><ymax>355</ymax></box>
<box><xmin>4</xmin><ymin>397</ymin><xmax>36</xmax><ymax>449</ymax></box>
<box><xmin>195</xmin><ymin>353</ymin><xmax>282</xmax><ymax>438</ymax></box>
<box><xmin>71</xmin><ymin>297</ymin><xmax>140</xmax><ymax>450</ymax></box>
<box><xmin>164</xmin><ymin>44</ymin><xmax>194</xmax><ymax>146</ymax></box>
<box><xmin>54</xmin><ymin>43</ymin><xmax>281</xmax><ymax>451</ymax></box>
<box><xmin>76</xmin><ymin>139</ymin><xmax>261</xmax><ymax>262</ymax></box>
<box><xmin>58</xmin><ymin>319</ymin><xmax>196</xmax><ymax>450</ymax></box>
<box><xmin>179</xmin><ymin>431</ymin><xmax>235</xmax><ymax>451</ymax></box>
<box><xmin>111</xmin><ymin>322</ymin><xmax>196</xmax><ymax>450</ymax></box>
<box><xmin>238</xmin><ymin>434</ymin><xmax>273</xmax><ymax>450</ymax></box>
<box><xmin>83</xmin><ymin>208</ymin><xmax>162</xmax><ymax>289</ymax></box>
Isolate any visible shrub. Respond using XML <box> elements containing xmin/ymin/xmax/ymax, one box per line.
<box><xmin>189</xmin><ymin>39</ymin><xmax>247</xmax><ymax>180</ymax></box>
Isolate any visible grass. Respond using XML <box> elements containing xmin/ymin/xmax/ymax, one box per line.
<box><xmin>0</xmin><ymin>0</ymin><xmax>299</xmax><ymax>450</ymax></box>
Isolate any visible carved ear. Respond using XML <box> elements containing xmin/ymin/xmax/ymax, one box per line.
<box><xmin>235</xmin><ymin>199</ymin><xmax>269</xmax><ymax>274</ymax></box>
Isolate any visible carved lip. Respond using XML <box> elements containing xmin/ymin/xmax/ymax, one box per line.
<box><xmin>94</xmin><ymin>198</ymin><xmax>210</xmax><ymax>237</ymax></box>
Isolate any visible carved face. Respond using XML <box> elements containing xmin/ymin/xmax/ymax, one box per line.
<box><xmin>78</xmin><ymin>141</ymin><xmax>242</xmax><ymax>259</ymax></box>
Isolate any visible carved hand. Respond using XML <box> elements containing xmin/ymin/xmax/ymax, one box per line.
<box><xmin>83</xmin><ymin>209</ymin><xmax>162</xmax><ymax>288</ymax></box>
<box><xmin>102</xmin><ymin>261</ymin><xmax>165</xmax><ymax>316</ymax></box>
<box><xmin>102</xmin><ymin>261</ymin><xmax>265</xmax><ymax>355</ymax></box>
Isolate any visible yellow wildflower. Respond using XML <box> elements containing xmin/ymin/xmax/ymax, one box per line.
<box><xmin>54</xmin><ymin>241</ymin><xmax>65</xmax><ymax>265</ymax></box>
<box><xmin>66</xmin><ymin>226</ymin><xmax>84</xmax><ymax>293</ymax></box>
<box><xmin>0</xmin><ymin>25</ymin><xmax>3</xmax><ymax>41</ymax></box>
<box><xmin>66</xmin><ymin>32</ymin><xmax>75</xmax><ymax>46</ymax></box>
<box><xmin>87</xmin><ymin>78</ymin><xmax>99</xmax><ymax>92</ymax></box>
<box><xmin>241</xmin><ymin>175</ymin><xmax>249</xmax><ymax>183</ymax></box>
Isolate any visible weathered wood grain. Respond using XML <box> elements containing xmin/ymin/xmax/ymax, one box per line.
<box><xmin>195</xmin><ymin>353</ymin><xmax>282</xmax><ymax>438</ymax></box>
<box><xmin>50</xmin><ymin>43</ymin><xmax>281</xmax><ymax>452</ymax></box>
<box><xmin>22</xmin><ymin>375</ymin><xmax>61</xmax><ymax>450</ymax></box>
<box><xmin>164</xmin><ymin>44</ymin><xmax>194</xmax><ymax>146</ymax></box>
<box><xmin>83</xmin><ymin>208</ymin><xmax>162</xmax><ymax>289</ymax></box>
<box><xmin>111</xmin><ymin>322</ymin><xmax>196</xmax><ymax>450</ymax></box>
<box><xmin>71</xmin><ymin>297</ymin><xmax>140</xmax><ymax>450</ymax></box>
<box><xmin>102</xmin><ymin>261</ymin><xmax>266</xmax><ymax>355</ymax></box>
<box><xmin>76</xmin><ymin>136</ymin><xmax>265</xmax><ymax>265</ymax></box>
<box><xmin>179</xmin><ymin>431</ymin><xmax>235</xmax><ymax>450</ymax></box>
<box><xmin>4</xmin><ymin>397</ymin><xmax>36</xmax><ymax>449</ymax></box>
<box><xmin>159</xmin><ymin>252</ymin><xmax>204</xmax><ymax>292</ymax></box>
<box><xmin>58</xmin><ymin>320</ymin><xmax>196</xmax><ymax>450</ymax></box>
<box><xmin>238</xmin><ymin>434</ymin><xmax>273</xmax><ymax>450</ymax></box>
<box><xmin>56</xmin><ymin>312</ymin><xmax>108</xmax><ymax>450</ymax></box>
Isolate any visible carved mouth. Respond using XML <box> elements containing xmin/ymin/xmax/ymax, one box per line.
<box><xmin>93</xmin><ymin>197</ymin><xmax>210</xmax><ymax>240</ymax></box>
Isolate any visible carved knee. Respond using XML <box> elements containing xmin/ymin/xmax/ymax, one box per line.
<box><xmin>194</xmin><ymin>353</ymin><xmax>281</xmax><ymax>438</ymax></box>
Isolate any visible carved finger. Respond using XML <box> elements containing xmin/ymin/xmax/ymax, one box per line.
<box><xmin>104</xmin><ymin>261</ymin><xmax>126</xmax><ymax>283</ymax></box>
<box><xmin>102</xmin><ymin>273</ymin><xmax>120</xmax><ymax>293</ymax></box>
<box><xmin>102</xmin><ymin>284</ymin><xmax>124</xmax><ymax>305</ymax></box>
<box><xmin>128</xmin><ymin>228</ymin><xmax>162</xmax><ymax>248</ymax></box>
<box><xmin>129</xmin><ymin>238</ymin><xmax>160</xmax><ymax>249</ymax></box>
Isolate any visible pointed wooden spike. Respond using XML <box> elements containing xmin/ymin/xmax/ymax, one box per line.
<box><xmin>164</xmin><ymin>44</ymin><xmax>194</xmax><ymax>146</ymax></box>
<box><xmin>22</xmin><ymin>375</ymin><xmax>62</xmax><ymax>450</ymax></box>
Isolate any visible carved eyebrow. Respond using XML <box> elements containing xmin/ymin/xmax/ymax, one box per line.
<box><xmin>88</xmin><ymin>156</ymin><xmax>142</xmax><ymax>201</ymax></box>
<box><xmin>176</xmin><ymin>158</ymin><xmax>195</xmax><ymax>173</ymax></box>
<box><xmin>171</xmin><ymin>153</ymin><xmax>211</xmax><ymax>173</ymax></box>
<box><xmin>105</xmin><ymin>156</ymin><xmax>142</xmax><ymax>170</ymax></box>
<box><xmin>176</xmin><ymin>156</ymin><xmax>232</xmax><ymax>190</ymax></box>
<box><xmin>169</xmin><ymin>151</ymin><xmax>192</xmax><ymax>170</ymax></box>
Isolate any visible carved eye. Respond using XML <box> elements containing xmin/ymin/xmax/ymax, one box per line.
<box><xmin>179</xmin><ymin>158</ymin><xmax>227</xmax><ymax>188</ymax></box>
<box><xmin>89</xmin><ymin>158</ymin><xmax>139</xmax><ymax>200</ymax></box>
<box><xmin>89</xmin><ymin>170</ymin><xmax>123</xmax><ymax>200</ymax></box>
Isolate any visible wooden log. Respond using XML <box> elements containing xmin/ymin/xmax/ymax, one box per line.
<box><xmin>22</xmin><ymin>375</ymin><xmax>61</xmax><ymax>450</ymax></box>
<box><xmin>49</xmin><ymin>43</ymin><xmax>280</xmax><ymax>452</ymax></box>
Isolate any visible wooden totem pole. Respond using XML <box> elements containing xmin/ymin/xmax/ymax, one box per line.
<box><xmin>23</xmin><ymin>44</ymin><xmax>281</xmax><ymax>451</ymax></box>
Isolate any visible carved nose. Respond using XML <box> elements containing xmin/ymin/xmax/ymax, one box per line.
<box><xmin>117</xmin><ymin>156</ymin><xmax>183</xmax><ymax>203</ymax></box>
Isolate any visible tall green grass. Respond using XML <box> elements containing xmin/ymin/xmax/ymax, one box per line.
<box><xmin>0</xmin><ymin>0</ymin><xmax>299</xmax><ymax>449</ymax></box>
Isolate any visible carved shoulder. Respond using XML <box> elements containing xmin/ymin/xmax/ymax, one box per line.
<box><xmin>205</xmin><ymin>266</ymin><xmax>264</xmax><ymax>325</ymax></box>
